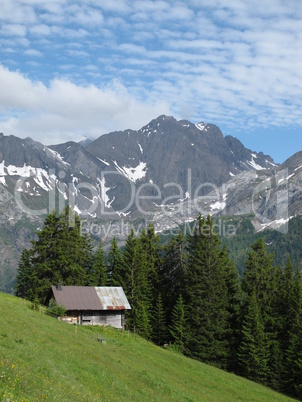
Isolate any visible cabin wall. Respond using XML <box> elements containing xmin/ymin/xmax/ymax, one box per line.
<box><xmin>64</xmin><ymin>310</ymin><xmax>124</xmax><ymax>329</ymax></box>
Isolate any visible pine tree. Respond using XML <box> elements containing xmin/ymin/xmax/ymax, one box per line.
<box><xmin>220</xmin><ymin>245</ymin><xmax>241</xmax><ymax>372</ymax></box>
<box><xmin>123</xmin><ymin>235</ymin><xmax>153</xmax><ymax>339</ymax></box>
<box><xmin>139</xmin><ymin>223</ymin><xmax>163</xmax><ymax>338</ymax></box>
<box><xmin>122</xmin><ymin>228</ymin><xmax>137</xmax><ymax>299</ymax></box>
<box><xmin>169</xmin><ymin>293</ymin><xmax>186</xmax><ymax>352</ymax></box>
<box><xmin>240</xmin><ymin>238</ymin><xmax>281</xmax><ymax>386</ymax></box>
<box><xmin>161</xmin><ymin>231</ymin><xmax>186</xmax><ymax>324</ymax></box>
<box><xmin>272</xmin><ymin>257</ymin><xmax>295</xmax><ymax>387</ymax></box>
<box><xmin>139</xmin><ymin>223</ymin><xmax>162</xmax><ymax>297</ymax></box>
<box><xmin>135</xmin><ymin>300</ymin><xmax>152</xmax><ymax>339</ymax></box>
<box><xmin>283</xmin><ymin>264</ymin><xmax>302</xmax><ymax>397</ymax></box>
<box><xmin>284</xmin><ymin>314</ymin><xmax>302</xmax><ymax>399</ymax></box>
<box><xmin>15</xmin><ymin>248</ymin><xmax>33</xmax><ymax>300</ymax></box>
<box><xmin>107</xmin><ymin>237</ymin><xmax>124</xmax><ymax>287</ymax></box>
<box><xmin>89</xmin><ymin>240</ymin><xmax>107</xmax><ymax>286</ymax></box>
<box><xmin>56</xmin><ymin>206</ymin><xmax>92</xmax><ymax>285</ymax></box>
<box><xmin>152</xmin><ymin>292</ymin><xmax>167</xmax><ymax>345</ymax></box>
<box><xmin>238</xmin><ymin>289</ymin><xmax>269</xmax><ymax>383</ymax></box>
<box><xmin>25</xmin><ymin>206</ymin><xmax>93</xmax><ymax>304</ymax></box>
<box><xmin>185</xmin><ymin>215</ymin><xmax>230</xmax><ymax>368</ymax></box>
<box><xmin>241</xmin><ymin>238</ymin><xmax>275</xmax><ymax>311</ymax></box>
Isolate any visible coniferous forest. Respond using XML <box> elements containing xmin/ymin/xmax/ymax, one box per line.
<box><xmin>15</xmin><ymin>207</ymin><xmax>302</xmax><ymax>400</ymax></box>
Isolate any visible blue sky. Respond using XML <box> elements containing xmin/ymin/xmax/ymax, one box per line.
<box><xmin>0</xmin><ymin>0</ymin><xmax>301</xmax><ymax>163</ymax></box>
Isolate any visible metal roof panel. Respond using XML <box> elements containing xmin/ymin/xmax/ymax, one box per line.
<box><xmin>51</xmin><ymin>286</ymin><xmax>131</xmax><ymax>311</ymax></box>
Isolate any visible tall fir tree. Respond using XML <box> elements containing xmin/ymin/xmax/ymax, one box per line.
<box><xmin>220</xmin><ymin>245</ymin><xmax>241</xmax><ymax>372</ymax></box>
<box><xmin>56</xmin><ymin>206</ymin><xmax>92</xmax><ymax>285</ymax></box>
<box><xmin>161</xmin><ymin>231</ymin><xmax>186</xmax><ymax>324</ymax></box>
<box><xmin>23</xmin><ymin>206</ymin><xmax>93</xmax><ymax>304</ymax></box>
<box><xmin>107</xmin><ymin>237</ymin><xmax>124</xmax><ymax>287</ymax></box>
<box><xmin>185</xmin><ymin>215</ymin><xmax>230</xmax><ymax>368</ymax></box>
<box><xmin>240</xmin><ymin>238</ymin><xmax>281</xmax><ymax>386</ymax></box>
<box><xmin>241</xmin><ymin>238</ymin><xmax>275</xmax><ymax>309</ymax></box>
<box><xmin>123</xmin><ymin>233</ymin><xmax>153</xmax><ymax>339</ymax></box>
<box><xmin>169</xmin><ymin>293</ymin><xmax>186</xmax><ymax>352</ymax></box>
<box><xmin>273</xmin><ymin>257</ymin><xmax>295</xmax><ymax>388</ymax></box>
<box><xmin>152</xmin><ymin>292</ymin><xmax>168</xmax><ymax>345</ymax></box>
<box><xmin>88</xmin><ymin>240</ymin><xmax>107</xmax><ymax>286</ymax></box>
<box><xmin>283</xmin><ymin>264</ymin><xmax>302</xmax><ymax>398</ymax></box>
<box><xmin>15</xmin><ymin>248</ymin><xmax>33</xmax><ymax>300</ymax></box>
<box><xmin>122</xmin><ymin>229</ymin><xmax>138</xmax><ymax>304</ymax></box>
<box><xmin>238</xmin><ymin>289</ymin><xmax>269</xmax><ymax>383</ymax></box>
<box><xmin>139</xmin><ymin>223</ymin><xmax>162</xmax><ymax>297</ymax></box>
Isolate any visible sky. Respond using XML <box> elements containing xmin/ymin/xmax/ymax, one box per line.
<box><xmin>0</xmin><ymin>0</ymin><xmax>301</xmax><ymax>163</ymax></box>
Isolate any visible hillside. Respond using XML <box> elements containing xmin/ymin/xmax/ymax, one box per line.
<box><xmin>0</xmin><ymin>292</ymin><xmax>295</xmax><ymax>401</ymax></box>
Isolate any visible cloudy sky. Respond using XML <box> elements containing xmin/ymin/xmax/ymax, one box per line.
<box><xmin>0</xmin><ymin>0</ymin><xmax>301</xmax><ymax>163</ymax></box>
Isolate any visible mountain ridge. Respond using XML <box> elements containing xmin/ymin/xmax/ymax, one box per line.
<box><xmin>0</xmin><ymin>115</ymin><xmax>301</xmax><ymax>292</ymax></box>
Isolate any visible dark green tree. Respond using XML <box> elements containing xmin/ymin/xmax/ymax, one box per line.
<box><xmin>139</xmin><ymin>223</ymin><xmax>162</xmax><ymax>297</ymax></box>
<box><xmin>275</xmin><ymin>260</ymin><xmax>292</xmax><ymax>343</ymax></box>
<box><xmin>124</xmin><ymin>235</ymin><xmax>152</xmax><ymax>339</ymax></box>
<box><xmin>56</xmin><ymin>206</ymin><xmax>93</xmax><ymax>284</ymax></box>
<box><xmin>88</xmin><ymin>240</ymin><xmax>107</xmax><ymax>286</ymax></box>
<box><xmin>122</xmin><ymin>228</ymin><xmax>137</xmax><ymax>299</ymax></box>
<box><xmin>284</xmin><ymin>314</ymin><xmax>302</xmax><ymax>399</ymax></box>
<box><xmin>25</xmin><ymin>206</ymin><xmax>93</xmax><ymax>304</ymax></box>
<box><xmin>15</xmin><ymin>248</ymin><xmax>33</xmax><ymax>300</ymax></box>
<box><xmin>185</xmin><ymin>215</ymin><xmax>230</xmax><ymax>368</ymax></box>
<box><xmin>107</xmin><ymin>237</ymin><xmax>124</xmax><ymax>287</ymax></box>
<box><xmin>238</xmin><ymin>289</ymin><xmax>269</xmax><ymax>383</ymax></box>
<box><xmin>240</xmin><ymin>238</ymin><xmax>281</xmax><ymax>386</ymax></box>
<box><xmin>152</xmin><ymin>292</ymin><xmax>168</xmax><ymax>345</ymax></box>
<box><xmin>161</xmin><ymin>231</ymin><xmax>186</xmax><ymax>323</ymax></box>
<box><xmin>169</xmin><ymin>293</ymin><xmax>186</xmax><ymax>352</ymax></box>
<box><xmin>220</xmin><ymin>245</ymin><xmax>241</xmax><ymax>372</ymax></box>
<box><xmin>241</xmin><ymin>238</ymin><xmax>275</xmax><ymax>311</ymax></box>
<box><xmin>283</xmin><ymin>264</ymin><xmax>302</xmax><ymax>397</ymax></box>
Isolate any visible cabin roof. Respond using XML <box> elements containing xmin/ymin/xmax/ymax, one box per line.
<box><xmin>51</xmin><ymin>286</ymin><xmax>131</xmax><ymax>311</ymax></box>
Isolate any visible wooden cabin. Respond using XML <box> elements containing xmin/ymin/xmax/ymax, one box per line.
<box><xmin>51</xmin><ymin>284</ymin><xmax>131</xmax><ymax>329</ymax></box>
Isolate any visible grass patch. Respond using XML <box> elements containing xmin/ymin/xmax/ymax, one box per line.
<box><xmin>0</xmin><ymin>292</ymin><xmax>296</xmax><ymax>401</ymax></box>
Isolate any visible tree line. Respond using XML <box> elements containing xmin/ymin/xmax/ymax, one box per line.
<box><xmin>15</xmin><ymin>207</ymin><xmax>302</xmax><ymax>400</ymax></box>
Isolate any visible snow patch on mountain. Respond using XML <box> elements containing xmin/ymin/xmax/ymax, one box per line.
<box><xmin>97</xmin><ymin>157</ymin><xmax>110</xmax><ymax>166</ymax></box>
<box><xmin>45</xmin><ymin>147</ymin><xmax>70</xmax><ymax>166</ymax></box>
<box><xmin>137</xmin><ymin>142</ymin><xmax>143</xmax><ymax>154</ymax></box>
<box><xmin>98</xmin><ymin>177</ymin><xmax>114</xmax><ymax>209</ymax></box>
<box><xmin>195</xmin><ymin>122</ymin><xmax>208</xmax><ymax>131</ymax></box>
<box><xmin>246</xmin><ymin>155</ymin><xmax>264</xmax><ymax>170</ymax></box>
<box><xmin>258</xmin><ymin>217</ymin><xmax>292</xmax><ymax>232</ymax></box>
<box><xmin>113</xmin><ymin>161</ymin><xmax>147</xmax><ymax>183</ymax></box>
<box><xmin>0</xmin><ymin>161</ymin><xmax>57</xmax><ymax>192</ymax></box>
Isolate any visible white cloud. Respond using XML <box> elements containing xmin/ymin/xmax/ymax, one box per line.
<box><xmin>29</xmin><ymin>24</ymin><xmax>52</xmax><ymax>36</ymax></box>
<box><xmin>0</xmin><ymin>24</ymin><xmax>27</xmax><ymax>37</ymax></box>
<box><xmin>0</xmin><ymin>64</ymin><xmax>170</xmax><ymax>144</ymax></box>
<box><xmin>24</xmin><ymin>48</ymin><xmax>43</xmax><ymax>57</ymax></box>
<box><xmin>0</xmin><ymin>0</ymin><xmax>301</xmax><ymax>160</ymax></box>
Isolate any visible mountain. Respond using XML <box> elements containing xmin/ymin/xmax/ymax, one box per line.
<box><xmin>83</xmin><ymin>115</ymin><xmax>275</xmax><ymax>215</ymax></box>
<box><xmin>0</xmin><ymin>115</ymin><xmax>301</xmax><ymax>292</ymax></box>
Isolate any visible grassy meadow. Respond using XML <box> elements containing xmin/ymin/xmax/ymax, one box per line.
<box><xmin>0</xmin><ymin>292</ymin><xmax>296</xmax><ymax>401</ymax></box>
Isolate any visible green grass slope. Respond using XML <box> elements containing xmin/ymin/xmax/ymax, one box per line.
<box><xmin>0</xmin><ymin>292</ymin><xmax>296</xmax><ymax>402</ymax></box>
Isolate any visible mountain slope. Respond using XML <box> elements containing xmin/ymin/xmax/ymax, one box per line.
<box><xmin>0</xmin><ymin>292</ymin><xmax>294</xmax><ymax>402</ymax></box>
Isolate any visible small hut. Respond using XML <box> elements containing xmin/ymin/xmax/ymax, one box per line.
<box><xmin>51</xmin><ymin>284</ymin><xmax>131</xmax><ymax>329</ymax></box>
